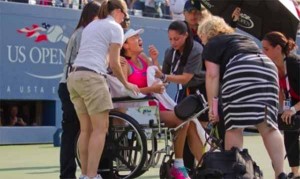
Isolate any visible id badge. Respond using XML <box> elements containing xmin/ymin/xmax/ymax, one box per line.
<box><xmin>178</xmin><ymin>84</ymin><xmax>183</xmax><ymax>90</ymax></box>
<box><xmin>283</xmin><ymin>99</ymin><xmax>291</xmax><ymax>110</ymax></box>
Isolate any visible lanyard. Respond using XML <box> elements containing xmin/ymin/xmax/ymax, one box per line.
<box><xmin>170</xmin><ymin>50</ymin><xmax>183</xmax><ymax>92</ymax></box>
<box><xmin>170</xmin><ymin>50</ymin><xmax>181</xmax><ymax>74</ymax></box>
<box><xmin>283</xmin><ymin>59</ymin><xmax>291</xmax><ymax>100</ymax></box>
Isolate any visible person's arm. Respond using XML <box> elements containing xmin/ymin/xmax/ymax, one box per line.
<box><xmin>282</xmin><ymin>101</ymin><xmax>300</xmax><ymax>124</ymax></box>
<box><xmin>157</xmin><ymin>45</ymin><xmax>202</xmax><ymax>84</ymax></box>
<box><xmin>120</xmin><ymin>57</ymin><xmax>129</xmax><ymax>77</ymax></box>
<box><xmin>121</xmin><ymin>56</ymin><xmax>165</xmax><ymax>94</ymax></box>
<box><xmin>155</xmin><ymin>68</ymin><xmax>194</xmax><ymax>84</ymax></box>
<box><xmin>148</xmin><ymin>45</ymin><xmax>161</xmax><ymax>70</ymax></box>
<box><xmin>205</xmin><ymin>60</ymin><xmax>220</xmax><ymax>122</ymax></box>
<box><xmin>164</xmin><ymin>72</ymin><xmax>193</xmax><ymax>84</ymax></box>
<box><xmin>291</xmin><ymin>102</ymin><xmax>300</xmax><ymax>114</ymax></box>
<box><xmin>281</xmin><ymin>57</ymin><xmax>300</xmax><ymax>123</ymax></box>
<box><xmin>109</xmin><ymin>43</ymin><xmax>139</xmax><ymax>92</ymax></box>
<box><xmin>140</xmin><ymin>82</ymin><xmax>165</xmax><ymax>94</ymax></box>
<box><xmin>229</xmin><ymin>7</ymin><xmax>241</xmax><ymax>29</ymax></box>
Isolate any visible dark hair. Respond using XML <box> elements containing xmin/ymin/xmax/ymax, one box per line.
<box><xmin>168</xmin><ymin>20</ymin><xmax>194</xmax><ymax>66</ymax></box>
<box><xmin>120</xmin><ymin>40</ymin><xmax>126</xmax><ymax>57</ymax></box>
<box><xmin>120</xmin><ymin>34</ymin><xmax>132</xmax><ymax>59</ymax></box>
<box><xmin>263</xmin><ymin>31</ymin><xmax>296</xmax><ymax>56</ymax></box>
<box><xmin>98</xmin><ymin>0</ymin><xmax>127</xmax><ymax>19</ymax></box>
<box><xmin>75</xmin><ymin>1</ymin><xmax>101</xmax><ymax>30</ymax></box>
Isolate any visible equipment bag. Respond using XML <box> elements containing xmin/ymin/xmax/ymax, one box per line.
<box><xmin>278</xmin><ymin>114</ymin><xmax>300</xmax><ymax>131</ymax></box>
<box><xmin>193</xmin><ymin>147</ymin><xmax>263</xmax><ymax>179</ymax></box>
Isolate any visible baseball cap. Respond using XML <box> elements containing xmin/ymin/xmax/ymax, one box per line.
<box><xmin>123</xmin><ymin>28</ymin><xmax>144</xmax><ymax>43</ymax></box>
<box><xmin>184</xmin><ymin>0</ymin><xmax>201</xmax><ymax>12</ymax></box>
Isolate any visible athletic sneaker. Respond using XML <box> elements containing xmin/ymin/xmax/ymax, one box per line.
<box><xmin>170</xmin><ymin>166</ymin><xmax>191</xmax><ymax>179</ymax></box>
<box><xmin>288</xmin><ymin>172</ymin><xmax>300</xmax><ymax>179</ymax></box>
<box><xmin>79</xmin><ymin>174</ymin><xmax>103</xmax><ymax>179</ymax></box>
<box><xmin>79</xmin><ymin>174</ymin><xmax>86</xmax><ymax>179</ymax></box>
<box><xmin>90</xmin><ymin>174</ymin><xmax>103</xmax><ymax>179</ymax></box>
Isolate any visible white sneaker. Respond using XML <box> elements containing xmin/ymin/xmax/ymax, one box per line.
<box><xmin>78</xmin><ymin>174</ymin><xmax>87</xmax><ymax>179</ymax></box>
<box><xmin>90</xmin><ymin>174</ymin><xmax>102</xmax><ymax>179</ymax></box>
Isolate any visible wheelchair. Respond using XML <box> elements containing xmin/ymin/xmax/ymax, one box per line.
<box><xmin>75</xmin><ymin>93</ymin><xmax>208</xmax><ymax>179</ymax></box>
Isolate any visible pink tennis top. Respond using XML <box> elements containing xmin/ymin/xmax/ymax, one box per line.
<box><xmin>126</xmin><ymin>56</ymin><xmax>167</xmax><ymax>111</ymax></box>
<box><xmin>127</xmin><ymin>56</ymin><xmax>148</xmax><ymax>88</ymax></box>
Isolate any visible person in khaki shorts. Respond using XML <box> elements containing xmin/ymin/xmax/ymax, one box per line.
<box><xmin>67</xmin><ymin>0</ymin><xmax>139</xmax><ymax>178</ymax></box>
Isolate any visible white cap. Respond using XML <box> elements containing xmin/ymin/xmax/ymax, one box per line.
<box><xmin>124</xmin><ymin>28</ymin><xmax>144</xmax><ymax>43</ymax></box>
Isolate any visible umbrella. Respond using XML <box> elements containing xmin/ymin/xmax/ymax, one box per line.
<box><xmin>200</xmin><ymin>0</ymin><xmax>300</xmax><ymax>40</ymax></box>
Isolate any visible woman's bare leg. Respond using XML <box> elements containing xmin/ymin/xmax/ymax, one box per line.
<box><xmin>224</xmin><ymin>128</ymin><xmax>244</xmax><ymax>150</ymax></box>
<box><xmin>160</xmin><ymin>111</ymin><xmax>188</xmax><ymax>159</ymax></box>
<box><xmin>256</xmin><ymin>121</ymin><xmax>285</xmax><ymax>178</ymax></box>
<box><xmin>87</xmin><ymin>110</ymin><xmax>110</xmax><ymax>178</ymax></box>
<box><xmin>291</xmin><ymin>166</ymin><xmax>300</xmax><ymax>177</ymax></box>
<box><xmin>187</xmin><ymin>122</ymin><xmax>204</xmax><ymax>161</ymax></box>
<box><xmin>173</xmin><ymin>124</ymin><xmax>189</xmax><ymax>158</ymax></box>
<box><xmin>77</xmin><ymin>113</ymin><xmax>92</xmax><ymax>175</ymax></box>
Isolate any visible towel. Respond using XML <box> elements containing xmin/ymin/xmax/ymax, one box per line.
<box><xmin>146</xmin><ymin>66</ymin><xmax>177</xmax><ymax>110</ymax></box>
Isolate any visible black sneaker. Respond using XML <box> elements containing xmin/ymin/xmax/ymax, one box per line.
<box><xmin>288</xmin><ymin>172</ymin><xmax>294</xmax><ymax>179</ymax></box>
<box><xmin>278</xmin><ymin>172</ymin><xmax>287</xmax><ymax>179</ymax></box>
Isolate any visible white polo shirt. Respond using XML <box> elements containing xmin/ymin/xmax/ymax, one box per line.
<box><xmin>74</xmin><ymin>15</ymin><xmax>124</xmax><ymax>74</ymax></box>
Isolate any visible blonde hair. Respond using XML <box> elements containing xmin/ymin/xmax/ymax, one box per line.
<box><xmin>198</xmin><ymin>16</ymin><xmax>234</xmax><ymax>41</ymax></box>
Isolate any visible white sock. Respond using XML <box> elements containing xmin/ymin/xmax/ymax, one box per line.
<box><xmin>174</xmin><ymin>158</ymin><xmax>184</xmax><ymax>168</ymax></box>
<box><xmin>79</xmin><ymin>174</ymin><xmax>87</xmax><ymax>179</ymax></box>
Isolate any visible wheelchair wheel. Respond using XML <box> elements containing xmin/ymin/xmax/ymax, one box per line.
<box><xmin>75</xmin><ymin>111</ymin><xmax>148</xmax><ymax>179</ymax></box>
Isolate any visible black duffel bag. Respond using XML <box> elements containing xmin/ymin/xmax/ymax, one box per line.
<box><xmin>193</xmin><ymin>147</ymin><xmax>263</xmax><ymax>179</ymax></box>
<box><xmin>277</xmin><ymin>114</ymin><xmax>300</xmax><ymax>131</ymax></box>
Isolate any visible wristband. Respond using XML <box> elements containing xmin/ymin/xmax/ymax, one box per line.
<box><xmin>160</xmin><ymin>74</ymin><xmax>167</xmax><ymax>83</ymax></box>
<box><xmin>159</xmin><ymin>74</ymin><xmax>165</xmax><ymax>81</ymax></box>
<box><xmin>163</xmin><ymin>74</ymin><xmax>168</xmax><ymax>83</ymax></box>
<box><xmin>290</xmin><ymin>106</ymin><xmax>297</xmax><ymax>114</ymax></box>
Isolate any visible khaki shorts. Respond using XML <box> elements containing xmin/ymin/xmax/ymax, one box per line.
<box><xmin>67</xmin><ymin>71</ymin><xmax>113</xmax><ymax>115</ymax></box>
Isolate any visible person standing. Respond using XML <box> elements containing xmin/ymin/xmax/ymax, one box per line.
<box><xmin>182</xmin><ymin>1</ymin><xmax>240</xmax><ymax>172</ymax></box>
<box><xmin>169</xmin><ymin>0</ymin><xmax>186</xmax><ymax>20</ymax></box>
<box><xmin>58</xmin><ymin>2</ymin><xmax>102</xmax><ymax>179</ymax></box>
<box><xmin>67</xmin><ymin>0</ymin><xmax>139</xmax><ymax>178</ymax></box>
<box><xmin>198</xmin><ymin>16</ymin><xmax>287</xmax><ymax>179</ymax></box>
<box><xmin>183</xmin><ymin>0</ymin><xmax>204</xmax><ymax>44</ymax></box>
<box><xmin>262</xmin><ymin>31</ymin><xmax>300</xmax><ymax>179</ymax></box>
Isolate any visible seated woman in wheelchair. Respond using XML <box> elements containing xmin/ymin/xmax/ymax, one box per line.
<box><xmin>119</xmin><ymin>28</ymin><xmax>206</xmax><ymax>179</ymax></box>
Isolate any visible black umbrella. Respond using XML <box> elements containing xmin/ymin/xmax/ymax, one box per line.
<box><xmin>200</xmin><ymin>0</ymin><xmax>300</xmax><ymax>40</ymax></box>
